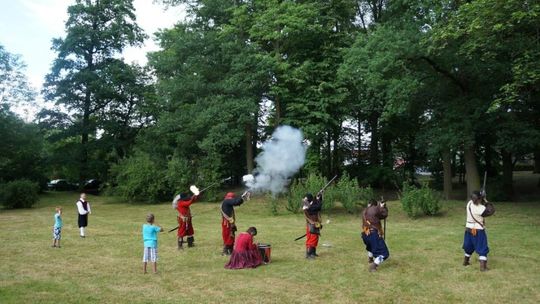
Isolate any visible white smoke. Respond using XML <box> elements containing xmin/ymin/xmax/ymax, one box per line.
<box><xmin>243</xmin><ymin>125</ymin><xmax>306</xmax><ymax>195</ymax></box>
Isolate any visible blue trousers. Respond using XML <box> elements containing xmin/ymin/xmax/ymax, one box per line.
<box><xmin>362</xmin><ymin>229</ymin><xmax>389</xmax><ymax>260</ymax></box>
<box><xmin>462</xmin><ymin>229</ymin><xmax>489</xmax><ymax>257</ymax></box>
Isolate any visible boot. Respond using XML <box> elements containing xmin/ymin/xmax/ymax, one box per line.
<box><xmin>463</xmin><ymin>256</ymin><xmax>471</xmax><ymax>266</ymax></box>
<box><xmin>177</xmin><ymin>238</ymin><xmax>184</xmax><ymax>250</ymax></box>
<box><xmin>305</xmin><ymin>247</ymin><xmax>315</xmax><ymax>259</ymax></box>
<box><xmin>312</xmin><ymin>248</ymin><xmax>319</xmax><ymax>257</ymax></box>
<box><xmin>221</xmin><ymin>245</ymin><xmax>228</xmax><ymax>256</ymax></box>
<box><xmin>480</xmin><ymin>260</ymin><xmax>488</xmax><ymax>272</ymax></box>
<box><xmin>227</xmin><ymin>245</ymin><xmax>233</xmax><ymax>255</ymax></box>
<box><xmin>187</xmin><ymin>236</ymin><xmax>195</xmax><ymax>247</ymax></box>
<box><xmin>369</xmin><ymin>262</ymin><xmax>378</xmax><ymax>272</ymax></box>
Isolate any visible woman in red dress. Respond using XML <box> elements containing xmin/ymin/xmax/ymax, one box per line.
<box><xmin>225</xmin><ymin>227</ymin><xmax>262</xmax><ymax>269</ymax></box>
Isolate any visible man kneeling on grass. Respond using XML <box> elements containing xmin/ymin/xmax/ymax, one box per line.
<box><xmin>142</xmin><ymin>213</ymin><xmax>163</xmax><ymax>274</ymax></box>
<box><xmin>361</xmin><ymin>199</ymin><xmax>390</xmax><ymax>272</ymax></box>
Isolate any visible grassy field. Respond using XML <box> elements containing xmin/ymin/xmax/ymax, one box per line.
<box><xmin>1</xmin><ymin>191</ymin><xmax>539</xmax><ymax>304</ymax></box>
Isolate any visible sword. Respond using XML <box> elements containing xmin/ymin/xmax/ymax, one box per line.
<box><xmin>294</xmin><ymin>234</ymin><xmax>306</xmax><ymax>241</ymax></box>
<box><xmin>168</xmin><ymin>226</ymin><xmax>178</xmax><ymax>233</ymax></box>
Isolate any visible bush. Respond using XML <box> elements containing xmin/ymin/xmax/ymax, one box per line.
<box><xmin>0</xmin><ymin>179</ymin><xmax>39</xmax><ymax>209</ymax></box>
<box><xmin>111</xmin><ymin>152</ymin><xmax>168</xmax><ymax>203</ymax></box>
<box><xmin>401</xmin><ymin>182</ymin><xmax>440</xmax><ymax>218</ymax></box>
<box><xmin>333</xmin><ymin>172</ymin><xmax>373</xmax><ymax>213</ymax></box>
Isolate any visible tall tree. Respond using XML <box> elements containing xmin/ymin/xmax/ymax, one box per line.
<box><xmin>0</xmin><ymin>44</ymin><xmax>36</xmax><ymax>110</ymax></box>
<box><xmin>42</xmin><ymin>0</ymin><xmax>146</xmax><ymax>182</ymax></box>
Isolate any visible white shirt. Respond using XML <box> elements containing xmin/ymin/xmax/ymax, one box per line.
<box><xmin>76</xmin><ymin>200</ymin><xmax>91</xmax><ymax>215</ymax></box>
<box><xmin>465</xmin><ymin>200</ymin><xmax>486</xmax><ymax>230</ymax></box>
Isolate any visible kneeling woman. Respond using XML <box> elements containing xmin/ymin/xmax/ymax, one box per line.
<box><xmin>225</xmin><ymin>227</ymin><xmax>262</xmax><ymax>269</ymax></box>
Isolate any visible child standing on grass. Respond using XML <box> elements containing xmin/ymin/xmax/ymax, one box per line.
<box><xmin>142</xmin><ymin>213</ymin><xmax>163</xmax><ymax>274</ymax></box>
<box><xmin>52</xmin><ymin>207</ymin><xmax>63</xmax><ymax>248</ymax></box>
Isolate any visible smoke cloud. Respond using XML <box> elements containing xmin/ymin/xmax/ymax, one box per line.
<box><xmin>243</xmin><ymin>125</ymin><xmax>306</xmax><ymax>195</ymax></box>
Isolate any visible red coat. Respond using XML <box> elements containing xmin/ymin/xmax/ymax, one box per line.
<box><xmin>176</xmin><ymin>195</ymin><xmax>198</xmax><ymax>237</ymax></box>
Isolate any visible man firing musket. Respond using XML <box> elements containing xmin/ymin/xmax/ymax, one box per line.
<box><xmin>462</xmin><ymin>171</ymin><xmax>495</xmax><ymax>271</ymax></box>
<box><xmin>170</xmin><ymin>177</ymin><xmax>232</xmax><ymax>249</ymax></box>
<box><xmin>172</xmin><ymin>185</ymin><xmax>200</xmax><ymax>250</ymax></box>
<box><xmin>298</xmin><ymin>175</ymin><xmax>337</xmax><ymax>259</ymax></box>
<box><xmin>221</xmin><ymin>190</ymin><xmax>250</xmax><ymax>256</ymax></box>
<box><xmin>361</xmin><ymin>198</ymin><xmax>390</xmax><ymax>272</ymax></box>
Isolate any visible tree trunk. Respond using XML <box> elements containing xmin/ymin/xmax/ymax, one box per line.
<box><xmin>381</xmin><ymin>130</ymin><xmax>392</xmax><ymax>168</ymax></box>
<box><xmin>326</xmin><ymin>132</ymin><xmax>332</xmax><ymax>176</ymax></box>
<box><xmin>442</xmin><ymin>149</ymin><xmax>453</xmax><ymax>200</ymax></box>
<box><xmin>534</xmin><ymin>150</ymin><xmax>540</xmax><ymax>173</ymax></box>
<box><xmin>501</xmin><ymin>149</ymin><xmax>514</xmax><ymax>196</ymax></box>
<box><xmin>245</xmin><ymin>123</ymin><xmax>254</xmax><ymax>173</ymax></box>
<box><xmin>368</xmin><ymin>112</ymin><xmax>379</xmax><ymax>166</ymax></box>
<box><xmin>80</xmin><ymin>91</ymin><xmax>91</xmax><ymax>185</ymax></box>
<box><xmin>357</xmin><ymin>117</ymin><xmax>363</xmax><ymax>168</ymax></box>
<box><xmin>464</xmin><ymin>145</ymin><xmax>480</xmax><ymax>196</ymax></box>
<box><xmin>332</xmin><ymin>128</ymin><xmax>340</xmax><ymax>176</ymax></box>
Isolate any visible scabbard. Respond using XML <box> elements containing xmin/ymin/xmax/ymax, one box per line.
<box><xmin>294</xmin><ymin>234</ymin><xmax>307</xmax><ymax>241</ymax></box>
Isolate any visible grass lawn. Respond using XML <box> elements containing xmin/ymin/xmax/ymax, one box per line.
<box><xmin>1</xmin><ymin>191</ymin><xmax>539</xmax><ymax>303</ymax></box>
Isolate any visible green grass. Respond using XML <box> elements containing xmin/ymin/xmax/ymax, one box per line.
<box><xmin>1</xmin><ymin>191</ymin><xmax>539</xmax><ymax>303</ymax></box>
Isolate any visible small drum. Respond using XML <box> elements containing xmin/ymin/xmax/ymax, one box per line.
<box><xmin>258</xmin><ymin>243</ymin><xmax>271</xmax><ymax>264</ymax></box>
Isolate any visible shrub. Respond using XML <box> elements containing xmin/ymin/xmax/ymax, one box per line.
<box><xmin>0</xmin><ymin>179</ymin><xmax>39</xmax><ymax>209</ymax></box>
<box><xmin>111</xmin><ymin>152</ymin><xmax>168</xmax><ymax>203</ymax></box>
<box><xmin>401</xmin><ymin>182</ymin><xmax>440</xmax><ymax>218</ymax></box>
<box><xmin>333</xmin><ymin>172</ymin><xmax>372</xmax><ymax>213</ymax></box>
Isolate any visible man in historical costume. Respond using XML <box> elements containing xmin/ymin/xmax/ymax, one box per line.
<box><xmin>303</xmin><ymin>192</ymin><xmax>323</xmax><ymax>259</ymax></box>
<box><xmin>76</xmin><ymin>193</ymin><xmax>91</xmax><ymax>238</ymax></box>
<box><xmin>174</xmin><ymin>187</ymin><xmax>200</xmax><ymax>250</ymax></box>
<box><xmin>361</xmin><ymin>199</ymin><xmax>389</xmax><ymax>272</ymax></box>
<box><xmin>463</xmin><ymin>190</ymin><xmax>495</xmax><ymax>271</ymax></box>
<box><xmin>221</xmin><ymin>191</ymin><xmax>248</xmax><ymax>255</ymax></box>
<box><xmin>225</xmin><ymin>226</ymin><xmax>263</xmax><ymax>269</ymax></box>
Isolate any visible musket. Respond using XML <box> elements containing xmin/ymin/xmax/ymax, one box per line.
<box><xmin>199</xmin><ymin>176</ymin><xmax>232</xmax><ymax>193</ymax></box>
<box><xmin>319</xmin><ymin>175</ymin><xmax>338</xmax><ymax>194</ymax></box>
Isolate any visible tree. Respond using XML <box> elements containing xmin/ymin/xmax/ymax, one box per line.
<box><xmin>42</xmin><ymin>0</ymin><xmax>146</xmax><ymax>183</ymax></box>
<box><xmin>0</xmin><ymin>44</ymin><xmax>36</xmax><ymax>110</ymax></box>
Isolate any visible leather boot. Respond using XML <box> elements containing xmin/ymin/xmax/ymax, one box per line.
<box><xmin>187</xmin><ymin>236</ymin><xmax>195</xmax><ymax>247</ymax></box>
<box><xmin>369</xmin><ymin>262</ymin><xmax>378</xmax><ymax>272</ymax></box>
<box><xmin>306</xmin><ymin>247</ymin><xmax>315</xmax><ymax>259</ymax></box>
<box><xmin>480</xmin><ymin>260</ymin><xmax>488</xmax><ymax>272</ymax></box>
<box><xmin>177</xmin><ymin>238</ymin><xmax>184</xmax><ymax>250</ymax></box>
<box><xmin>312</xmin><ymin>247</ymin><xmax>319</xmax><ymax>257</ymax></box>
<box><xmin>463</xmin><ymin>256</ymin><xmax>471</xmax><ymax>266</ymax></box>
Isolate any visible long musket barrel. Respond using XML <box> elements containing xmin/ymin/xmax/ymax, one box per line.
<box><xmin>319</xmin><ymin>175</ymin><xmax>338</xmax><ymax>193</ymax></box>
<box><xmin>199</xmin><ymin>176</ymin><xmax>232</xmax><ymax>193</ymax></box>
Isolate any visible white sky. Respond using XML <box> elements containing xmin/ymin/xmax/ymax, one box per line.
<box><xmin>0</xmin><ymin>0</ymin><xmax>185</xmax><ymax>119</ymax></box>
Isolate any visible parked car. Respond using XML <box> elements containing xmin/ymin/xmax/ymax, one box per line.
<box><xmin>47</xmin><ymin>179</ymin><xmax>77</xmax><ymax>191</ymax></box>
<box><xmin>82</xmin><ymin>179</ymin><xmax>102</xmax><ymax>194</ymax></box>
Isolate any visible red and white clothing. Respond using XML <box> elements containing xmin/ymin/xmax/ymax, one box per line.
<box><xmin>176</xmin><ymin>195</ymin><xmax>198</xmax><ymax>238</ymax></box>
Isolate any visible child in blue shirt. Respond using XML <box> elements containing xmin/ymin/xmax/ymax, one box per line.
<box><xmin>142</xmin><ymin>213</ymin><xmax>163</xmax><ymax>274</ymax></box>
<box><xmin>52</xmin><ymin>207</ymin><xmax>63</xmax><ymax>248</ymax></box>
